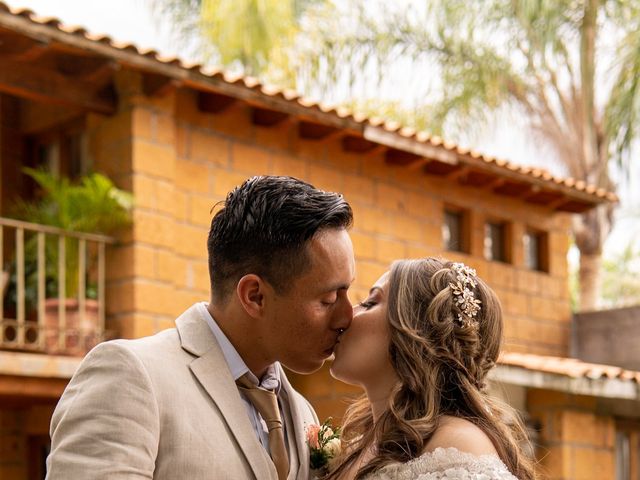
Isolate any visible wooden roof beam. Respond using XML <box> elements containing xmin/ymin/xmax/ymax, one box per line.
<box><xmin>492</xmin><ymin>180</ymin><xmax>534</xmax><ymax>197</ymax></box>
<box><xmin>384</xmin><ymin>149</ymin><xmax>424</xmax><ymax>167</ymax></box>
<box><xmin>0</xmin><ymin>37</ymin><xmax>49</xmax><ymax>61</ymax></box>
<box><xmin>364</xmin><ymin>125</ymin><xmax>458</xmax><ymax>166</ymax></box>
<box><xmin>143</xmin><ymin>72</ymin><xmax>181</xmax><ymax>97</ymax></box>
<box><xmin>341</xmin><ymin>135</ymin><xmax>381</xmax><ymax>154</ymax></box>
<box><xmin>81</xmin><ymin>59</ymin><xmax>119</xmax><ymax>85</ymax></box>
<box><xmin>445</xmin><ymin>165</ymin><xmax>472</xmax><ymax>182</ymax></box>
<box><xmin>197</xmin><ymin>91</ymin><xmax>236</xmax><ymax>114</ymax></box>
<box><xmin>251</xmin><ymin>107</ymin><xmax>290</xmax><ymax>127</ymax></box>
<box><xmin>298</xmin><ymin>121</ymin><xmax>341</xmax><ymax>141</ymax></box>
<box><xmin>546</xmin><ymin>196</ymin><xmax>575</xmax><ymax>211</ymax></box>
<box><xmin>0</xmin><ymin>57</ymin><xmax>116</xmax><ymax>114</ymax></box>
<box><xmin>485</xmin><ymin>177</ymin><xmax>507</xmax><ymax>191</ymax></box>
<box><xmin>555</xmin><ymin>200</ymin><xmax>593</xmax><ymax>213</ymax></box>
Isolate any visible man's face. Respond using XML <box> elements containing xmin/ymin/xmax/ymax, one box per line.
<box><xmin>264</xmin><ymin>228</ymin><xmax>355</xmax><ymax>374</ymax></box>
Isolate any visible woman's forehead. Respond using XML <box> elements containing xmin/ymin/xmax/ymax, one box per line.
<box><xmin>371</xmin><ymin>271</ymin><xmax>390</xmax><ymax>292</ymax></box>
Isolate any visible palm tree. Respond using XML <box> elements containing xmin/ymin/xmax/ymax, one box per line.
<box><xmin>151</xmin><ymin>0</ymin><xmax>640</xmax><ymax>309</ymax></box>
<box><xmin>148</xmin><ymin>0</ymin><xmax>325</xmax><ymax>83</ymax></box>
<box><xmin>304</xmin><ymin>0</ymin><xmax>640</xmax><ymax>310</ymax></box>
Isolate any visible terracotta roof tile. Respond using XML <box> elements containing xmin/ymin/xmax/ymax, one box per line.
<box><xmin>0</xmin><ymin>2</ymin><xmax>619</xmax><ymax>204</ymax></box>
<box><xmin>499</xmin><ymin>352</ymin><xmax>640</xmax><ymax>383</ymax></box>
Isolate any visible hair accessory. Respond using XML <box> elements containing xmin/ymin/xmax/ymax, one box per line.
<box><xmin>448</xmin><ymin>262</ymin><xmax>482</xmax><ymax>327</ymax></box>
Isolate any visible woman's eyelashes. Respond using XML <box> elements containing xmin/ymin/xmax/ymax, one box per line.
<box><xmin>358</xmin><ymin>299</ymin><xmax>376</xmax><ymax>310</ymax></box>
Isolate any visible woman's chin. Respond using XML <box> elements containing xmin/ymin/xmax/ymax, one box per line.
<box><xmin>329</xmin><ymin>361</ymin><xmax>348</xmax><ymax>382</ymax></box>
<box><xmin>329</xmin><ymin>362</ymin><xmax>361</xmax><ymax>387</ymax></box>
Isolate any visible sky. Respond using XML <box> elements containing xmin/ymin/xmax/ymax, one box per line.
<box><xmin>3</xmin><ymin>0</ymin><xmax>639</xmax><ymax>256</ymax></box>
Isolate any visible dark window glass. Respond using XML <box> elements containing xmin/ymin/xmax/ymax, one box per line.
<box><xmin>524</xmin><ymin>231</ymin><xmax>540</xmax><ymax>270</ymax></box>
<box><xmin>524</xmin><ymin>230</ymin><xmax>549</xmax><ymax>272</ymax></box>
<box><xmin>443</xmin><ymin>210</ymin><xmax>464</xmax><ymax>252</ymax></box>
<box><xmin>484</xmin><ymin>222</ymin><xmax>506</xmax><ymax>262</ymax></box>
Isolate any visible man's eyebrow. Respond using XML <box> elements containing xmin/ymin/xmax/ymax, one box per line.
<box><xmin>324</xmin><ymin>276</ymin><xmax>356</xmax><ymax>293</ymax></box>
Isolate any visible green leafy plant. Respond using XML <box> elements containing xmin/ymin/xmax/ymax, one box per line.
<box><xmin>10</xmin><ymin>168</ymin><xmax>133</xmax><ymax>301</ymax></box>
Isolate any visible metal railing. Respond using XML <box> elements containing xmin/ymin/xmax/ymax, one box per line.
<box><xmin>0</xmin><ymin>217</ymin><xmax>114</xmax><ymax>356</ymax></box>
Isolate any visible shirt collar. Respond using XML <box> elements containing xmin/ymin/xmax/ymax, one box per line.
<box><xmin>197</xmin><ymin>302</ymin><xmax>281</xmax><ymax>392</ymax></box>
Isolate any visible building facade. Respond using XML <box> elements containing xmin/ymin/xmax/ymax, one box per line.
<box><xmin>0</xmin><ymin>3</ymin><xmax>637</xmax><ymax>479</ymax></box>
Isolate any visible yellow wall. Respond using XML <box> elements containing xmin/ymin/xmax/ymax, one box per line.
<box><xmin>92</xmin><ymin>77</ymin><xmax>572</xmax><ymax>353</ymax></box>
<box><xmin>81</xmin><ymin>72</ymin><xmax>575</xmax><ymax>422</ymax></box>
<box><xmin>0</xmin><ymin>71</ymin><xmax>614</xmax><ymax>480</ymax></box>
<box><xmin>528</xmin><ymin>390</ymin><xmax>616</xmax><ymax>480</ymax></box>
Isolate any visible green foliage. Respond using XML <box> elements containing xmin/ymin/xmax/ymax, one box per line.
<box><xmin>10</xmin><ymin>169</ymin><xmax>133</xmax><ymax>300</ymax></box>
<box><xmin>15</xmin><ymin>168</ymin><xmax>133</xmax><ymax>234</ymax></box>
<box><xmin>601</xmin><ymin>239</ymin><xmax>640</xmax><ymax>308</ymax></box>
<box><xmin>149</xmin><ymin>0</ymin><xmax>323</xmax><ymax>82</ymax></box>
<box><xmin>151</xmin><ymin>0</ymin><xmax>640</xmax><ymax>307</ymax></box>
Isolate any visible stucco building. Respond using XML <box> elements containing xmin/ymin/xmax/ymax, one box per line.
<box><xmin>0</xmin><ymin>4</ymin><xmax>637</xmax><ymax>479</ymax></box>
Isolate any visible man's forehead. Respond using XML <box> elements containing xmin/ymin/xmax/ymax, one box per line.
<box><xmin>298</xmin><ymin>231</ymin><xmax>354</xmax><ymax>289</ymax></box>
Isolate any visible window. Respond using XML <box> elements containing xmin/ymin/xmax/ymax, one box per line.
<box><xmin>616</xmin><ymin>431</ymin><xmax>631</xmax><ymax>480</ymax></box>
<box><xmin>28</xmin><ymin>118</ymin><xmax>89</xmax><ymax>180</ymax></box>
<box><xmin>524</xmin><ymin>229</ymin><xmax>549</xmax><ymax>272</ymax></box>
<box><xmin>443</xmin><ymin>207</ymin><xmax>469</xmax><ymax>253</ymax></box>
<box><xmin>616</xmin><ymin>424</ymin><xmax>640</xmax><ymax>480</ymax></box>
<box><xmin>484</xmin><ymin>220</ymin><xmax>510</xmax><ymax>263</ymax></box>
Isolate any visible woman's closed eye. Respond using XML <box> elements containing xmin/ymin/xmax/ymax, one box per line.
<box><xmin>358</xmin><ymin>299</ymin><xmax>376</xmax><ymax>310</ymax></box>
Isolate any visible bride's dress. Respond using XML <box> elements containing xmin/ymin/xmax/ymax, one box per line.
<box><xmin>364</xmin><ymin>447</ymin><xmax>518</xmax><ymax>479</ymax></box>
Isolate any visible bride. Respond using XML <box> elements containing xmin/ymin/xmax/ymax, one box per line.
<box><xmin>328</xmin><ymin>258</ymin><xmax>536</xmax><ymax>479</ymax></box>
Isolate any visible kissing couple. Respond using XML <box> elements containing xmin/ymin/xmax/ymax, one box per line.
<box><xmin>46</xmin><ymin>176</ymin><xmax>535</xmax><ymax>479</ymax></box>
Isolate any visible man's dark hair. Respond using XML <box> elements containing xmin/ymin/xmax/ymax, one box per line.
<box><xmin>207</xmin><ymin>175</ymin><xmax>353</xmax><ymax>302</ymax></box>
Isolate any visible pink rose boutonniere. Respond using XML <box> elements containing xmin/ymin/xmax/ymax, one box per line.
<box><xmin>306</xmin><ymin>418</ymin><xmax>341</xmax><ymax>475</ymax></box>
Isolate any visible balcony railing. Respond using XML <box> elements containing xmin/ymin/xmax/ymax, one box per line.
<box><xmin>0</xmin><ymin>217</ymin><xmax>114</xmax><ymax>356</ymax></box>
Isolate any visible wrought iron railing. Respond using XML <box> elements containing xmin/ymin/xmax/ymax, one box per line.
<box><xmin>0</xmin><ymin>217</ymin><xmax>114</xmax><ymax>356</ymax></box>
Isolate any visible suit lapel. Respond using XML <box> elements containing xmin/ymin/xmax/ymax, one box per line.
<box><xmin>177</xmin><ymin>306</ymin><xmax>277</xmax><ymax>480</ymax></box>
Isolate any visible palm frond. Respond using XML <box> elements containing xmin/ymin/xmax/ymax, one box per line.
<box><xmin>603</xmin><ymin>7</ymin><xmax>640</xmax><ymax>179</ymax></box>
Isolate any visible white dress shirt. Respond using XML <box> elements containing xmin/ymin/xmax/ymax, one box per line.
<box><xmin>197</xmin><ymin>302</ymin><xmax>287</xmax><ymax>452</ymax></box>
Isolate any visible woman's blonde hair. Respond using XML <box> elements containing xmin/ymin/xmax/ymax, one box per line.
<box><xmin>327</xmin><ymin>258</ymin><xmax>535</xmax><ymax>479</ymax></box>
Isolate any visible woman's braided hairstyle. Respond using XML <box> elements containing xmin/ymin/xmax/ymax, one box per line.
<box><xmin>326</xmin><ymin>258</ymin><xmax>535</xmax><ymax>480</ymax></box>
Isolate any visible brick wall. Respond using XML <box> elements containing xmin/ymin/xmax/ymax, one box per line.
<box><xmin>528</xmin><ymin>390</ymin><xmax>616</xmax><ymax>480</ymax></box>
<box><xmin>81</xmin><ymin>73</ymin><xmax>574</xmax><ymax>422</ymax></box>
<box><xmin>135</xmin><ymin>85</ymin><xmax>571</xmax><ymax>352</ymax></box>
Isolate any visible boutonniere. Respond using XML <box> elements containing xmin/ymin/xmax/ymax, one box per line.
<box><xmin>306</xmin><ymin>418</ymin><xmax>341</xmax><ymax>475</ymax></box>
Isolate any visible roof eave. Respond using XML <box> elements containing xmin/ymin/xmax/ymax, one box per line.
<box><xmin>0</xmin><ymin>5</ymin><xmax>617</xmax><ymax>211</ymax></box>
<box><xmin>490</xmin><ymin>364</ymin><xmax>640</xmax><ymax>401</ymax></box>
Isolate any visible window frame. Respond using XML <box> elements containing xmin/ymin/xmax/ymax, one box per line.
<box><xmin>442</xmin><ymin>205</ymin><xmax>471</xmax><ymax>254</ymax></box>
<box><xmin>483</xmin><ymin>218</ymin><xmax>512</xmax><ymax>264</ymax></box>
<box><xmin>523</xmin><ymin>227</ymin><xmax>550</xmax><ymax>273</ymax></box>
<box><xmin>616</xmin><ymin>421</ymin><xmax>640</xmax><ymax>480</ymax></box>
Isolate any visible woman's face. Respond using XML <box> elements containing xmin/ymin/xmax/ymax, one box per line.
<box><xmin>330</xmin><ymin>272</ymin><xmax>398</xmax><ymax>391</ymax></box>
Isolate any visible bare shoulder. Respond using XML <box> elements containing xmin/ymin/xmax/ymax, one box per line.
<box><xmin>424</xmin><ymin>416</ymin><xmax>499</xmax><ymax>456</ymax></box>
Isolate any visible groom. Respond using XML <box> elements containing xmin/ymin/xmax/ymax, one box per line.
<box><xmin>46</xmin><ymin>176</ymin><xmax>356</xmax><ymax>480</ymax></box>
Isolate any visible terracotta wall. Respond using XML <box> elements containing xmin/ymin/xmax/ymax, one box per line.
<box><xmin>82</xmin><ymin>72</ymin><xmax>574</xmax><ymax>419</ymax></box>
<box><xmin>528</xmin><ymin>390</ymin><xmax>616</xmax><ymax>480</ymax></box>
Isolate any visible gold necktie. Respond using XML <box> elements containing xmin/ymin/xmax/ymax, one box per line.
<box><xmin>236</xmin><ymin>373</ymin><xmax>289</xmax><ymax>480</ymax></box>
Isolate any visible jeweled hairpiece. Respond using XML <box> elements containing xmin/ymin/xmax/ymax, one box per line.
<box><xmin>448</xmin><ymin>262</ymin><xmax>482</xmax><ymax>327</ymax></box>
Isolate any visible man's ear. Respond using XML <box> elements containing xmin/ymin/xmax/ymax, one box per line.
<box><xmin>236</xmin><ymin>274</ymin><xmax>267</xmax><ymax>318</ymax></box>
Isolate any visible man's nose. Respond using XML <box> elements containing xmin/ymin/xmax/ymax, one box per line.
<box><xmin>333</xmin><ymin>297</ymin><xmax>353</xmax><ymax>331</ymax></box>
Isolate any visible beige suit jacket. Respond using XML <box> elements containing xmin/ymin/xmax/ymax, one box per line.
<box><xmin>46</xmin><ymin>305</ymin><xmax>319</xmax><ymax>479</ymax></box>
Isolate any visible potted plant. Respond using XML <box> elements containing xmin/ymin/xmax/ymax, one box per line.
<box><xmin>11</xmin><ymin>167</ymin><xmax>133</xmax><ymax>354</ymax></box>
